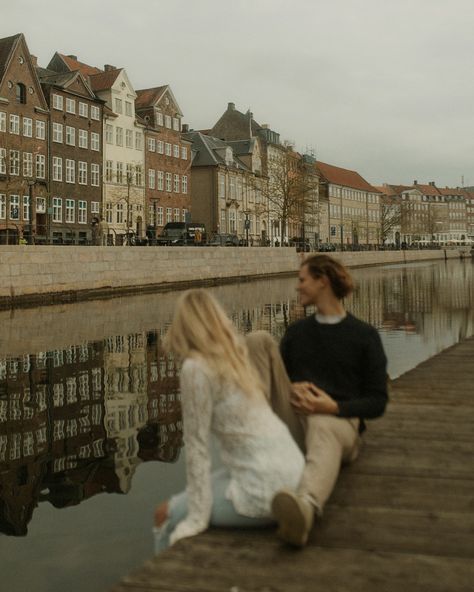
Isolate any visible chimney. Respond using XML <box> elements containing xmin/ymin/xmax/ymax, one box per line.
<box><xmin>429</xmin><ymin>181</ymin><xmax>435</xmax><ymax>186</ymax></box>
<box><xmin>247</xmin><ymin>110</ymin><xmax>253</xmax><ymax>138</ymax></box>
<box><xmin>104</xmin><ymin>64</ymin><xmax>116</xmax><ymax>72</ymax></box>
<box><xmin>413</xmin><ymin>180</ymin><xmax>418</xmax><ymax>185</ymax></box>
<box><xmin>67</xmin><ymin>55</ymin><xmax>78</xmax><ymax>61</ymax></box>
<box><xmin>182</xmin><ymin>123</ymin><xmax>189</xmax><ymax>133</ymax></box>
<box><xmin>30</xmin><ymin>55</ymin><xmax>38</xmax><ymax>66</ymax></box>
<box><xmin>227</xmin><ymin>102</ymin><xmax>235</xmax><ymax>111</ymax></box>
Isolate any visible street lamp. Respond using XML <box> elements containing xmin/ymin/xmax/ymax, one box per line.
<box><xmin>27</xmin><ymin>179</ymin><xmax>35</xmax><ymax>245</ymax></box>
<box><xmin>243</xmin><ymin>210</ymin><xmax>250</xmax><ymax>246</ymax></box>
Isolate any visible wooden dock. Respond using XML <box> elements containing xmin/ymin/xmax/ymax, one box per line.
<box><xmin>111</xmin><ymin>337</ymin><xmax>474</xmax><ymax>592</ymax></box>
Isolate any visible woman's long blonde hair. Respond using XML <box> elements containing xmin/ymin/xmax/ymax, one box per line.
<box><xmin>164</xmin><ymin>289</ymin><xmax>262</xmax><ymax>398</ymax></box>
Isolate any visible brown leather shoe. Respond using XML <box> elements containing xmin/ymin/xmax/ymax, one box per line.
<box><xmin>271</xmin><ymin>489</ymin><xmax>314</xmax><ymax>547</ymax></box>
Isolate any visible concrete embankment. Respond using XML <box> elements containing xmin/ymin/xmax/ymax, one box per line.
<box><xmin>0</xmin><ymin>245</ymin><xmax>466</xmax><ymax>309</ymax></box>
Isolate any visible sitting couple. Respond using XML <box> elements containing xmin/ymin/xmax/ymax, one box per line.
<box><xmin>154</xmin><ymin>254</ymin><xmax>388</xmax><ymax>552</ymax></box>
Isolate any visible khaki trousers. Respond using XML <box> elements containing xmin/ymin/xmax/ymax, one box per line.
<box><xmin>246</xmin><ymin>331</ymin><xmax>361</xmax><ymax>514</ymax></box>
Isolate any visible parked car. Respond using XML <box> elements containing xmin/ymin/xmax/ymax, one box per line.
<box><xmin>208</xmin><ymin>233</ymin><xmax>240</xmax><ymax>246</ymax></box>
<box><xmin>156</xmin><ymin>222</ymin><xmax>207</xmax><ymax>245</ymax></box>
<box><xmin>318</xmin><ymin>243</ymin><xmax>336</xmax><ymax>252</ymax></box>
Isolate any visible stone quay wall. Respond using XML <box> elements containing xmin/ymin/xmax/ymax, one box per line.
<box><xmin>0</xmin><ymin>245</ymin><xmax>465</xmax><ymax>309</ymax></box>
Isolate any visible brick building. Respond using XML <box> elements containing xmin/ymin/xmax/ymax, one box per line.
<box><xmin>0</xmin><ymin>33</ymin><xmax>49</xmax><ymax>244</ymax></box>
<box><xmin>135</xmin><ymin>86</ymin><xmax>191</xmax><ymax>236</ymax></box>
<box><xmin>37</xmin><ymin>68</ymin><xmax>104</xmax><ymax>244</ymax></box>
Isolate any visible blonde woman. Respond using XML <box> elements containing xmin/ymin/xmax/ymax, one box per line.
<box><xmin>153</xmin><ymin>289</ymin><xmax>304</xmax><ymax>553</ymax></box>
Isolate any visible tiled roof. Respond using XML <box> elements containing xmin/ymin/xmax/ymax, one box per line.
<box><xmin>437</xmin><ymin>187</ymin><xmax>465</xmax><ymax>197</ymax></box>
<box><xmin>37</xmin><ymin>67</ymin><xmax>77</xmax><ymax>87</ymax></box>
<box><xmin>227</xmin><ymin>139</ymin><xmax>256</xmax><ymax>155</ymax></box>
<box><xmin>57</xmin><ymin>53</ymin><xmax>102</xmax><ymax>77</ymax></box>
<box><xmin>0</xmin><ymin>34</ymin><xmax>21</xmax><ymax>86</ymax></box>
<box><xmin>135</xmin><ymin>86</ymin><xmax>167</xmax><ymax>109</ymax></box>
<box><xmin>316</xmin><ymin>161</ymin><xmax>379</xmax><ymax>193</ymax></box>
<box><xmin>183</xmin><ymin>131</ymin><xmax>250</xmax><ymax>170</ymax></box>
<box><xmin>413</xmin><ymin>183</ymin><xmax>441</xmax><ymax>196</ymax></box>
<box><xmin>89</xmin><ymin>68</ymin><xmax>121</xmax><ymax>91</ymax></box>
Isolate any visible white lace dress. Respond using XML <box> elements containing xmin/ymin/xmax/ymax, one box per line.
<box><xmin>170</xmin><ymin>356</ymin><xmax>305</xmax><ymax>545</ymax></box>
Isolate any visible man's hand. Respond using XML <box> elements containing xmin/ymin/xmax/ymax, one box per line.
<box><xmin>290</xmin><ymin>382</ymin><xmax>339</xmax><ymax>416</ymax></box>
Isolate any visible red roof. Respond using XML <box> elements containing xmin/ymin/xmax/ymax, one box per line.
<box><xmin>135</xmin><ymin>86</ymin><xmax>167</xmax><ymax>109</ymax></box>
<box><xmin>437</xmin><ymin>187</ymin><xmax>464</xmax><ymax>197</ymax></box>
<box><xmin>316</xmin><ymin>161</ymin><xmax>379</xmax><ymax>192</ymax></box>
<box><xmin>413</xmin><ymin>183</ymin><xmax>441</xmax><ymax>196</ymax></box>
<box><xmin>58</xmin><ymin>53</ymin><xmax>102</xmax><ymax>77</ymax></box>
<box><xmin>89</xmin><ymin>69</ymin><xmax>121</xmax><ymax>91</ymax></box>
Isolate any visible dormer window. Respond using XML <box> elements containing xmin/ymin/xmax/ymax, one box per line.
<box><xmin>16</xmin><ymin>83</ymin><xmax>26</xmax><ymax>104</ymax></box>
<box><xmin>225</xmin><ymin>147</ymin><xmax>233</xmax><ymax>166</ymax></box>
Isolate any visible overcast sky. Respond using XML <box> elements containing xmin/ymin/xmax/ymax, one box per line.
<box><xmin>3</xmin><ymin>0</ymin><xmax>474</xmax><ymax>187</ymax></box>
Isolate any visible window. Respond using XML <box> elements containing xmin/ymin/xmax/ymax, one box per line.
<box><xmin>148</xmin><ymin>138</ymin><xmax>156</xmax><ymax>152</ymax></box>
<box><xmin>10</xmin><ymin>150</ymin><xmax>20</xmax><ymax>175</ymax></box>
<box><xmin>116</xmin><ymin>127</ymin><xmax>123</xmax><ymax>146</ymax></box>
<box><xmin>181</xmin><ymin>146</ymin><xmax>187</xmax><ymax>160</ymax></box>
<box><xmin>218</xmin><ymin>173</ymin><xmax>225</xmax><ymax>198</ymax></box>
<box><xmin>157</xmin><ymin>140</ymin><xmax>164</xmax><ymax>154</ymax></box>
<box><xmin>165</xmin><ymin>172</ymin><xmax>172</xmax><ymax>192</ymax></box>
<box><xmin>105</xmin><ymin>160</ymin><xmax>113</xmax><ymax>182</ymax></box>
<box><xmin>23</xmin><ymin>195</ymin><xmax>30</xmax><ymax>220</ymax></box>
<box><xmin>126</xmin><ymin>163</ymin><xmax>134</xmax><ymax>185</ymax></box>
<box><xmin>78</xmin><ymin>129</ymin><xmax>88</xmax><ymax>149</ymax></box>
<box><xmin>174</xmin><ymin>174</ymin><xmax>180</xmax><ymax>193</ymax></box>
<box><xmin>78</xmin><ymin>201</ymin><xmax>87</xmax><ymax>223</ymax></box>
<box><xmin>52</xmin><ymin>157</ymin><xmax>63</xmax><ymax>181</ymax></box>
<box><xmin>23</xmin><ymin>117</ymin><xmax>32</xmax><ymax>137</ymax></box>
<box><xmin>166</xmin><ymin>207</ymin><xmax>172</xmax><ymax>223</ymax></box>
<box><xmin>182</xmin><ymin>175</ymin><xmax>188</xmax><ymax>194</ymax></box>
<box><xmin>173</xmin><ymin>144</ymin><xmax>180</xmax><ymax>158</ymax></box>
<box><xmin>79</xmin><ymin>102</ymin><xmax>88</xmax><ymax>117</ymax></box>
<box><xmin>116</xmin><ymin>202</ymin><xmax>124</xmax><ymax>223</ymax></box>
<box><xmin>116</xmin><ymin>162</ymin><xmax>123</xmax><ymax>183</ymax></box>
<box><xmin>91</xmin><ymin>163</ymin><xmax>100</xmax><ymax>186</ymax></box>
<box><xmin>91</xmin><ymin>132</ymin><xmax>100</xmax><ymax>151</ymax></box>
<box><xmin>52</xmin><ymin>197</ymin><xmax>62</xmax><ymax>222</ymax></box>
<box><xmin>66</xmin><ymin>126</ymin><xmax>75</xmax><ymax>146</ymax></box>
<box><xmin>115</xmin><ymin>98</ymin><xmax>122</xmax><ymax>113</ymax></box>
<box><xmin>0</xmin><ymin>194</ymin><xmax>5</xmax><ymax>219</ymax></box>
<box><xmin>78</xmin><ymin>161</ymin><xmax>87</xmax><ymax>185</ymax></box>
<box><xmin>148</xmin><ymin>169</ymin><xmax>155</xmax><ymax>189</ymax></box>
<box><xmin>66</xmin><ymin>98</ymin><xmax>76</xmax><ymax>114</ymax></box>
<box><xmin>53</xmin><ymin>123</ymin><xmax>63</xmax><ymax>143</ymax></box>
<box><xmin>9</xmin><ymin>195</ymin><xmax>20</xmax><ymax>220</ymax></box>
<box><xmin>105</xmin><ymin>202</ymin><xmax>113</xmax><ymax>223</ymax></box>
<box><xmin>23</xmin><ymin>153</ymin><xmax>33</xmax><ymax>177</ymax></box>
<box><xmin>173</xmin><ymin>117</ymin><xmax>180</xmax><ymax>131</ymax></box>
<box><xmin>125</xmin><ymin>101</ymin><xmax>132</xmax><ymax>116</ymax></box>
<box><xmin>173</xmin><ymin>208</ymin><xmax>180</xmax><ymax>222</ymax></box>
<box><xmin>105</xmin><ymin>124</ymin><xmax>113</xmax><ymax>144</ymax></box>
<box><xmin>0</xmin><ymin>111</ymin><xmax>6</xmax><ymax>132</ymax></box>
<box><xmin>165</xmin><ymin>143</ymin><xmax>171</xmax><ymax>156</ymax></box>
<box><xmin>157</xmin><ymin>171</ymin><xmax>164</xmax><ymax>190</ymax></box>
<box><xmin>156</xmin><ymin>112</ymin><xmax>163</xmax><ymax>126</ymax></box>
<box><xmin>36</xmin><ymin>154</ymin><xmax>46</xmax><ymax>178</ymax></box>
<box><xmin>52</xmin><ymin>94</ymin><xmax>63</xmax><ymax>110</ymax></box>
<box><xmin>182</xmin><ymin>208</ymin><xmax>188</xmax><ymax>222</ymax></box>
<box><xmin>65</xmin><ymin>199</ymin><xmax>75</xmax><ymax>223</ymax></box>
<box><xmin>135</xmin><ymin>166</ymin><xmax>143</xmax><ymax>186</ymax></box>
<box><xmin>36</xmin><ymin>120</ymin><xmax>46</xmax><ymax>140</ymax></box>
<box><xmin>125</xmin><ymin>129</ymin><xmax>133</xmax><ymax>148</ymax></box>
<box><xmin>0</xmin><ymin>148</ymin><xmax>5</xmax><ymax>174</ymax></box>
<box><xmin>10</xmin><ymin>114</ymin><xmax>20</xmax><ymax>134</ymax></box>
<box><xmin>135</xmin><ymin>132</ymin><xmax>143</xmax><ymax>150</ymax></box>
<box><xmin>65</xmin><ymin>159</ymin><xmax>75</xmax><ymax>183</ymax></box>
<box><xmin>157</xmin><ymin>206</ymin><xmax>163</xmax><ymax>226</ymax></box>
<box><xmin>91</xmin><ymin>201</ymin><xmax>100</xmax><ymax>214</ymax></box>
<box><xmin>90</xmin><ymin>105</ymin><xmax>100</xmax><ymax>120</ymax></box>
<box><xmin>36</xmin><ymin>196</ymin><xmax>46</xmax><ymax>213</ymax></box>
<box><xmin>165</xmin><ymin>115</ymin><xmax>171</xmax><ymax>128</ymax></box>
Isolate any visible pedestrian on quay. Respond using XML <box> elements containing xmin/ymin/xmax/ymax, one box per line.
<box><xmin>268</xmin><ymin>254</ymin><xmax>388</xmax><ymax>546</ymax></box>
<box><xmin>153</xmin><ymin>289</ymin><xmax>304</xmax><ymax>553</ymax></box>
<box><xmin>98</xmin><ymin>216</ymin><xmax>109</xmax><ymax>246</ymax></box>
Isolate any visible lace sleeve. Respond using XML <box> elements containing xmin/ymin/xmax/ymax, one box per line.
<box><xmin>169</xmin><ymin>357</ymin><xmax>213</xmax><ymax>545</ymax></box>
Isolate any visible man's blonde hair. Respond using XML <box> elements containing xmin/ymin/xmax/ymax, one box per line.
<box><xmin>164</xmin><ymin>289</ymin><xmax>263</xmax><ymax>398</ymax></box>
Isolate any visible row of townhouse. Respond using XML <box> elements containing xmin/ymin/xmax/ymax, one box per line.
<box><xmin>377</xmin><ymin>181</ymin><xmax>474</xmax><ymax>246</ymax></box>
<box><xmin>0</xmin><ymin>33</ymin><xmax>191</xmax><ymax>245</ymax></box>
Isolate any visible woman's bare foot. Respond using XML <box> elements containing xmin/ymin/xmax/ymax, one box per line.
<box><xmin>154</xmin><ymin>501</ymin><xmax>169</xmax><ymax>527</ymax></box>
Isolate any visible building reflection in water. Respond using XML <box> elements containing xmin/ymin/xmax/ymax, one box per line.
<box><xmin>0</xmin><ymin>260</ymin><xmax>472</xmax><ymax>536</ymax></box>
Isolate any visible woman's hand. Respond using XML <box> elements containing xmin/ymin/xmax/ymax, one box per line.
<box><xmin>290</xmin><ymin>382</ymin><xmax>339</xmax><ymax>416</ymax></box>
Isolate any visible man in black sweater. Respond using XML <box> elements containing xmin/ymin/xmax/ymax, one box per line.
<box><xmin>271</xmin><ymin>254</ymin><xmax>388</xmax><ymax>547</ymax></box>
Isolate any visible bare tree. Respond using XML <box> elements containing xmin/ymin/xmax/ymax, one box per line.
<box><xmin>379</xmin><ymin>200</ymin><xmax>402</xmax><ymax>245</ymax></box>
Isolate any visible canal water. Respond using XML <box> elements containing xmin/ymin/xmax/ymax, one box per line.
<box><xmin>0</xmin><ymin>259</ymin><xmax>473</xmax><ymax>592</ymax></box>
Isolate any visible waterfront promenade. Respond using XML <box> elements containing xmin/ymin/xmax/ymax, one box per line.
<box><xmin>111</xmin><ymin>336</ymin><xmax>474</xmax><ymax>592</ymax></box>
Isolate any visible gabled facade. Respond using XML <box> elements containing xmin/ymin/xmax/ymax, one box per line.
<box><xmin>317</xmin><ymin>161</ymin><xmax>381</xmax><ymax>248</ymax></box>
<box><xmin>135</xmin><ymin>85</ymin><xmax>191</xmax><ymax>236</ymax></box>
<box><xmin>0</xmin><ymin>33</ymin><xmax>49</xmax><ymax>244</ymax></box>
<box><xmin>37</xmin><ymin>68</ymin><xmax>104</xmax><ymax>244</ymax></box>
